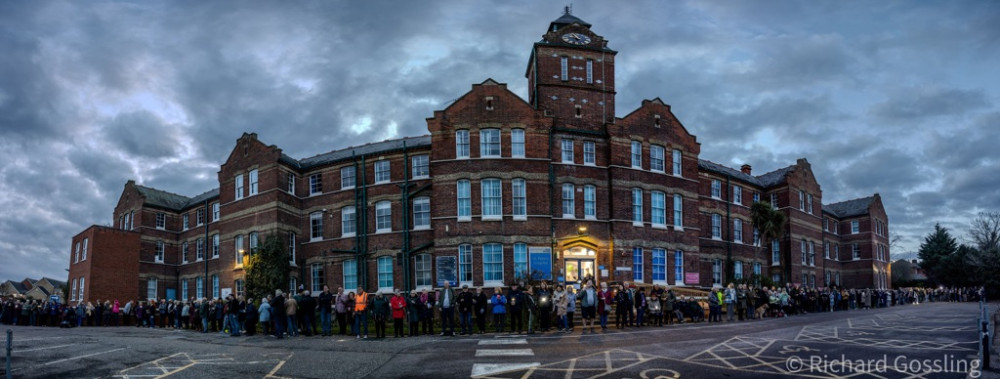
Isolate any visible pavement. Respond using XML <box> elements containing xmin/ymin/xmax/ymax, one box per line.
<box><xmin>1</xmin><ymin>301</ymin><xmax>995</xmax><ymax>378</ymax></box>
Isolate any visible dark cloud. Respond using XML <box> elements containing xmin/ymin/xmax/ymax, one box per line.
<box><xmin>1</xmin><ymin>0</ymin><xmax>999</xmax><ymax>281</ymax></box>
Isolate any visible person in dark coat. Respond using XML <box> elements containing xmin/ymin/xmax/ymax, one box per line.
<box><xmin>473</xmin><ymin>287</ymin><xmax>488</xmax><ymax>334</ymax></box>
<box><xmin>406</xmin><ymin>290</ymin><xmax>421</xmax><ymax>337</ymax></box>
<box><xmin>244</xmin><ymin>298</ymin><xmax>258</xmax><ymax>336</ymax></box>
<box><xmin>298</xmin><ymin>290</ymin><xmax>317</xmax><ymax>337</ymax></box>
<box><xmin>270</xmin><ymin>290</ymin><xmax>287</xmax><ymax>338</ymax></box>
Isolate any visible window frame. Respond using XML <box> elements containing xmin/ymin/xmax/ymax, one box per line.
<box><xmin>583</xmin><ymin>141</ymin><xmax>596</xmax><ymax>165</ymax></box>
<box><xmin>309</xmin><ymin>174</ymin><xmax>323</xmax><ymax>196</ymax></box>
<box><xmin>413</xmin><ymin>197</ymin><xmax>431</xmax><ymax>230</ymax></box>
<box><xmin>310</xmin><ymin>211</ymin><xmax>324</xmax><ymax>241</ymax></box>
<box><xmin>511</xmin><ymin>129</ymin><xmax>525</xmax><ymax>158</ymax></box>
<box><xmin>711</xmin><ymin>214</ymin><xmax>722</xmax><ymax>240</ymax></box>
<box><xmin>459</xmin><ymin>244</ymin><xmax>473</xmax><ymax>284</ymax></box>
<box><xmin>630</xmin><ymin>141</ymin><xmax>642</xmax><ymax>168</ymax></box>
<box><xmin>561</xmin><ymin>139</ymin><xmax>574</xmax><ymax>163</ymax></box>
<box><xmin>562</xmin><ymin>183</ymin><xmax>575</xmax><ymax>218</ymax></box>
<box><xmin>343</xmin><ymin>259</ymin><xmax>358</xmax><ymax>290</ymax></box>
<box><xmin>482</xmin><ymin>243</ymin><xmax>504</xmax><ymax>287</ymax></box>
<box><xmin>155</xmin><ymin>213</ymin><xmax>165</xmax><ymax>230</ymax></box>
<box><xmin>457</xmin><ymin>180</ymin><xmax>471</xmax><ymax>221</ymax></box>
<box><xmin>650</xmin><ymin>145</ymin><xmax>665</xmax><ymax>172</ymax></box>
<box><xmin>584</xmin><ymin>185</ymin><xmax>596</xmax><ymax>220</ymax></box>
<box><xmin>481</xmin><ymin>178</ymin><xmax>502</xmax><ymax>220</ymax></box>
<box><xmin>456</xmin><ymin>130</ymin><xmax>470</xmax><ymax>159</ymax></box>
<box><xmin>632</xmin><ymin>188</ymin><xmax>643</xmax><ymax>226</ymax></box>
<box><xmin>374</xmin><ymin>160</ymin><xmax>390</xmax><ymax>184</ymax></box>
<box><xmin>480</xmin><ymin>129</ymin><xmax>501</xmax><ymax>158</ymax></box>
<box><xmin>651</xmin><ymin>191</ymin><xmax>666</xmax><ymax>227</ymax></box>
<box><xmin>512</xmin><ymin>178</ymin><xmax>526</xmax><ymax>220</ymax></box>
<box><xmin>652</xmin><ymin>248</ymin><xmax>666</xmax><ymax>284</ymax></box>
<box><xmin>632</xmin><ymin>247</ymin><xmax>644</xmax><ymax>283</ymax></box>
<box><xmin>414</xmin><ymin>254</ymin><xmax>432</xmax><ymax>289</ymax></box>
<box><xmin>235</xmin><ymin>174</ymin><xmax>244</xmax><ymax>200</ymax></box>
<box><xmin>411</xmin><ymin>155</ymin><xmax>429</xmax><ymax>179</ymax></box>
<box><xmin>514</xmin><ymin>243</ymin><xmax>528</xmax><ymax>280</ymax></box>
<box><xmin>249</xmin><ymin>169</ymin><xmax>258</xmax><ymax>196</ymax></box>
<box><xmin>341</xmin><ymin>206</ymin><xmax>356</xmax><ymax>237</ymax></box>
<box><xmin>672</xmin><ymin>149</ymin><xmax>682</xmax><ymax>176</ymax></box>
<box><xmin>341</xmin><ymin>166</ymin><xmax>356</xmax><ymax>189</ymax></box>
<box><xmin>375</xmin><ymin>200</ymin><xmax>392</xmax><ymax>233</ymax></box>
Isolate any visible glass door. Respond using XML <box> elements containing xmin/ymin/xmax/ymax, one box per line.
<box><xmin>565</xmin><ymin>259</ymin><xmax>597</xmax><ymax>289</ymax></box>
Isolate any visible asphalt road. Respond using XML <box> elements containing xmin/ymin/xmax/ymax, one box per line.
<box><xmin>2</xmin><ymin>301</ymin><xmax>993</xmax><ymax>378</ymax></box>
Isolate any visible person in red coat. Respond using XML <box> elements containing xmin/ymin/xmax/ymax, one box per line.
<box><xmin>390</xmin><ymin>290</ymin><xmax>407</xmax><ymax>338</ymax></box>
<box><xmin>597</xmin><ymin>282</ymin><xmax>614</xmax><ymax>331</ymax></box>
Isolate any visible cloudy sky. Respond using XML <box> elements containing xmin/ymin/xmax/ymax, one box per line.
<box><xmin>1</xmin><ymin>1</ymin><xmax>997</xmax><ymax>283</ymax></box>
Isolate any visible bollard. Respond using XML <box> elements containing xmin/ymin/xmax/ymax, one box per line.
<box><xmin>985</xmin><ymin>321</ymin><xmax>992</xmax><ymax>370</ymax></box>
<box><xmin>5</xmin><ymin>329</ymin><xmax>10</xmax><ymax>379</ymax></box>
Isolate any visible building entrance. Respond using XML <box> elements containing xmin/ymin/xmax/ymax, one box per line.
<box><xmin>563</xmin><ymin>246</ymin><xmax>597</xmax><ymax>289</ymax></box>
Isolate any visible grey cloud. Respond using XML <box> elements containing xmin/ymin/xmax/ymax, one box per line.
<box><xmin>870</xmin><ymin>87</ymin><xmax>989</xmax><ymax>122</ymax></box>
<box><xmin>101</xmin><ymin>111</ymin><xmax>181</xmax><ymax>158</ymax></box>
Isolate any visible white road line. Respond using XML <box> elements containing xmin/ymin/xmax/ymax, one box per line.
<box><xmin>470</xmin><ymin>362</ymin><xmax>540</xmax><ymax>377</ymax></box>
<box><xmin>475</xmin><ymin>349</ymin><xmax>534</xmax><ymax>357</ymax></box>
<box><xmin>478</xmin><ymin>339</ymin><xmax>527</xmax><ymax>345</ymax></box>
<box><xmin>13</xmin><ymin>344</ymin><xmax>74</xmax><ymax>353</ymax></box>
<box><xmin>44</xmin><ymin>348</ymin><xmax>127</xmax><ymax>366</ymax></box>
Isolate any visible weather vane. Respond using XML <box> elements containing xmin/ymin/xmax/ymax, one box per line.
<box><xmin>565</xmin><ymin>4</ymin><xmax>573</xmax><ymax>15</ymax></box>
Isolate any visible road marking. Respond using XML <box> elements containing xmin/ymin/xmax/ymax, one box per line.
<box><xmin>475</xmin><ymin>349</ymin><xmax>534</xmax><ymax>357</ymax></box>
<box><xmin>13</xmin><ymin>344</ymin><xmax>74</xmax><ymax>353</ymax></box>
<box><xmin>478</xmin><ymin>338</ymin><xmax>527</xmax><ymax>345</ymax></box>
<box><xmin>44</xmin><ymin>348</ymin><xmax>126</xmax><ymax>366</ymax></box>
<box><xmin>470</xmin><ymin>362</ymin><xmax>540</xmax><ymax>377</ymax></box>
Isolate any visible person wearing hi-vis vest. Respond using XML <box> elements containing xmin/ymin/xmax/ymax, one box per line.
<box><xmin>354</xmin><ymin>287</ymin><xmax>369</xmax><ymax>339</ymax></box>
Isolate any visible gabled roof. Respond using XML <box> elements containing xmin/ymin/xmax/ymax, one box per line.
<box><xmin>757</xmin><ymin>166</ymin><xmax>794</xmax><ymax>187</ymax></box>
<box><xmin>287</xmin><ymin>135</ymin><xmax>432</xmax><ymax>171</ymax></box>
<box><xmin>135</xmin><ymin>185</ymin><xmax>219</xmax><ymax>212</ymax></box>
<box><xmin>823</xmin><ymin>196</ymin><xmax>875</xmax><ymax>219</ymax></box>
<box><xmin>698</xmin><ymin>159</ymin><xmax>761</xmax><ymax>186</ymax></box>
<box><xmin>3</xmin><ymin>280</ymin><xmax>28</xmax><ymax>294</ymax></box>
<box><xmin>39</xmin><ymin>277</ymin><xmax>66</xmax><ymax>289</ymax></box>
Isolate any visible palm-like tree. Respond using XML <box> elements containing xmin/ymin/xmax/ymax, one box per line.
<box><xmin>751</xmin><ymin>201</ymin><xmax>788</xmax><ymax>284</ymax></box>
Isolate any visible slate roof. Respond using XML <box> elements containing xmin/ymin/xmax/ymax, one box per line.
<box><xmin>757</xmin><ymin>166</ymin><xmax>794</xmax><ymax>187</ymax></box>
<box><xmin>3</xmin><ymin>280</ymin><xmax>28</xmax><ymax>294</ymax></box>
<box><xmin>697</xmin><ymin>159</ymin><xmax>762</xmax><ymax>186</ymax></box>
<box><xmin>135</xmin><ymin>185</ymin><xmax>219</xmax><ymax>212</ymax></box>
<box><xmin>823</xmin><ymin>196</ymin><xmax>875</xmax><ymax>218</ymax></box>
<box><xmin>285</xmin><ymin>135</ymin><xmax>432</xmax><ymax>171</ymax></box>
<box><xmin>550</xmin><ymin>12</ymin><xmax>592</xmax><ymax>30</ymax></box>
<box><xmin>40</xmin><ymin>277</ymin><xmax>66</xmax><ymax>289</ymax></box>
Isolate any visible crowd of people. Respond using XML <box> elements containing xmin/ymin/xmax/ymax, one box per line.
<box><xmin>0</xmin><ymin>282</ymin><xmax>986</xmax><ymax>339</ymax></box>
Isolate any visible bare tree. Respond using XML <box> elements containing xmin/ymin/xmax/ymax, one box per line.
<box><xmin>968</xmin><ymin>211</ymin><xmax>1000</xmax><ymax>252</ymax></box>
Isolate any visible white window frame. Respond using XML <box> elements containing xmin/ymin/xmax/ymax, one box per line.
<box><xmin>309</xmin><ymin>174</ymin><xmax>322</xmax><ymax>196</ymax></box>
<box><xmin>673</xmin><ymin>194</ymin><xmax>683</xmax><ymax>230</ymax></box>
<box><xmin>288</xmin><ymin>232</ymin><xmax>297</xmax><ymax>264</ymax></box>
<box><xmin>711</xmin><ymin>214</ymin><xmax>722</xmax><ymax>240</ymax></box>
<box><xmin>343</xmin><ymin>259</ymin><xmax>358</xmax><ymax>290</ymax></box>
<box><xmin>672</xmin><ymin>149</ymin><xmax>682</xmax><ymax>176</ymax></box>
<box><xmin>182</xmin><ymin>241</ymin><xmax>189</xmax><ymax>264</ymax></box>
<box><xmin>287</xmin><ymin>172</ymin><xmax>295</xmax><ymax>194</ymax></box>
<box><xmin>650</xmin><ymin>145</ymin><xmax>665</xmax><ymax>172</ymax></box>
<box><xmin>798</xmin><ymin>190</ymin><xmax>805</xmax><ymax>211</ymax></box>
<box><xmin>734</xmin><ymin>219</ymin><xmax>743</xmax><ymax>243</ymax></box>
<box><xmin>513</xmin><ymin>243</ymin><xmax>528</xmax><ymax>280</ymax></box>
<box><xmin>155</xmin><ymin>240</ymin><xmax>164</xmax><ymax>263</ymax></box>
<box><xmin>378</xmin><ymin>257</ymin><xmax>395</xmax><ymax>292</ymax></box>
<box><xmin>482</xmin><ymin>243</ymin><xmax>504</xmax><ymax>287</ymax></box>
<box><xmin>632</xmin><ymin>188</ymin><xmax>643</xmax><ymax>226</ymax></box>
<box><xmin>376</xmin><ymin>201</ymin><xmax>392</xmax><ymax>233</ymax></box>
<box><xmin>82</xmin><ymin>238</ymin><xmax>88</xmax><ymax>260</ymax></box>
<box><xmin>196</xmin><ymin>277</ymin><xmax>203</xmax><ymax>299</ymax></box>
<box><xmin>585</xmin><ymin>59</ymin><xmax>593</xmax><ymax>83</ymax></box>
<box><xmin>652</xmin><ymin>248</ymin><xmax>666</xmax><ymax>284</ymax></box>
<box><xmin>456</xmin><ymin>130</ymin><xmax>470</xmax><ymax>159</ymax></box>
<box><xmin>480</xmin><ymin>129</ymin><xmax>501</xmax><ymax>158</ymax></box>
<box><xmin>772</xmin><ymin>240</ymin><xmax>781</xmax><ymax>265</ymax></box>
<box><xmin>561</xmin><ymin>139</ymin><xmax>574</xmax><ymax>163</ymax></box>
<box><xmin>806</xmin><ymin>193</ymin><xmax>813</xmax><ymax>214</ymax></box>
<box><xmin>183</xmin><ymin>214</ymin><xmax>189</xmax><ymax>230</ymax></box>
<box><xmin>562</xmin><ymin>183</ymin><xmax>575</xmax><ymax>218</ymax></box>
<box><xmin>732</xmin><ymin>185</ymin><xmax>742</xmax><ymax>205</ymax></box>
<box><xmin>212</xmin><ymin>234</ymin><xmax>219</xmax><ymax>258</ymax></box>
<box><xmin>212</xmin><ymin>202</ymin><xmax>220</xmax><ymax>222</ymax></box>
<box><xmin>674</xmin><ymin>250</ymin><xmax>684</xmax><ymax>286</ymax></box>
<box><xmin>481</xmin><ymin>178</ymin><xmax>502</xmax><ymax>220</ymax></box>
<box><xmin>734</xmin><ymin>261</ymin><xmax>743</xmax><ymax>280</ymax></box>
<box><xmin>512</xmin><ymin>179</ymin><xmax>526</xmax><ymax>220</ymax></box>
<box><xmin>413</xmin><ymin>197</ymin><xmax>430</xmax><ymax>230</ymax></box>
<box><xmin>212</xmin><ymin>274</ymin><xmax>219</xmax><ymax>299</ymax></box>
<box><xmin>770</xmin><ymin>193</ymin><xmax>778</xmax><ymax>209</ymax></box>
<box><xmin>155</xmin><ymin>213</ymin><xmax>165</xmax><ymax>230</ymax></box>
<box><xmin>651</xmin><ymin>191</ymin><xmax>666</xmax><ymax>227</ymax></box>
<box><xmin>311</xmin><ymin>263</ymin><xmax>324</xmax><ymax>293</ymax></box>
<box><xmin>235</xmin><ymin>235</ymin><xmax>244</xmax><ymax>266</ymax></box>
<box><xmin>584</xmin><ymin>185</ymin><xmax>596</xmax><ymax>220</ymax></box>
<box><xmin>711</xmin><ymin>180</ymin><xmax>722</xmax><ymax>199</ymax></box>
<box><xmin>235</xmin><ymin>174</ymin><xmax>244</xmax><ymax>200</ymax></box>
<box><xmin>181</xmin><ymin>280</ymin><xmax>188</xmax><ymax>301</ymax></box>
<box><xmin>341</xmin><ymin>207</ymin><xmax>356</xmax><ymax>237</ymax></box>
<box><xmin>79</xmin><ymin>277</ymin><xmax>85</xmax><ymax>300</ymax></box>
<box><xmin>310</xmin><ymin>212</ymin><xmax>324</xmax><ymax>241</ymax></box>
<box><xmin>852</xmin><ymin>243</ymin><xmax>860</xmax><ymax>260</ymax></box>
<box><xmin>712</xmin><ymin>259</ymin><xmax>722</xmax><ymax>286</ymax></box>
<box><xmin>851</xmin><ymin>220</ymin><xmax>860</xmax><ymax>234</ymax></box>
<box><xmin>414</xmin><ymin>254</ymin><xmax>432</xmax><ymax>289</ymax></box>
<box><xmin>583</xmin><ymin>141</ymin><xmax>596</xmax><ymax>165</ymax></box>
<box><xmin>147</xmin><ymin>277</ymin><xmax>157</xmax><ymax>300</ymax></box>
<box><xmin>249</xmin><ymin>169</ymin><xmax>258</xmax><ymax>196</ymax></box>
<box><xmin>459</xmin><ymin>244</ymin><xmax>473</xmax><ymax>284</ymax></box>
<box><xmin>630</xmin><ymin>141</ymin><xmax>642</xmax><ymax>168</ymax></box>
<box><xmin>511</xmin><ymin>129</ymin><xmax>525</xmax><ymax>158</ymax></box>
<box><xmin>411</xmin><ymin>155</ymin><xmax>429</xmax><ymax>179</ymax></box>
<box><xmin>341</xmin><ymin>166</ymin><xmax>356</xmax><ymax>189</ymax></box>
<box><xmin>196</xmin><ymin>238</ymin><xmax>204</xmax><ymax>261</ymax></box>
<box><xmin>71</xmin><ymin>278</ymin><xmax>78</xmax><ymax>301</ymax></box>
<box><xmin>457</xmin><ymin>180</ymin><xmax>471</xmax><ymax>221</ymax></box>
<box><xmin>560</xmin><ymin>56</ymin><xmax>568</xmax><ymax>81</ymax></box>
<box><xmin>632</xmin><ymin>247</ymin><xmax>644</xmax><ymax>283</ymax></box>
<box><xmin>374</xmin><ymin>160</ymin><xmax>390</xmax><ymax>184</ymax></box>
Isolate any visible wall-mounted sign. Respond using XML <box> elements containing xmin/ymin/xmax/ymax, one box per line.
<box><xmin>684</xmin><ymin>273</ymin><xmax>700</xmax><ymax>284</ymax></box>
<box><xmin>436</xmin><ymin>256</ymin><xmax>458</xmax><ymax>287</ymax></box>
<box><xmin>529</xmin><ymin>247</ymin><xmax>552</xmax><ymax>280</ymax></box>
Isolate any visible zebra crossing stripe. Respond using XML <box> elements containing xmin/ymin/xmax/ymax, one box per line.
<box><xmin>475</xmin><ymin>349</ymin><xmax>534</xmax><ymax>357</ymax></box>
<box><xmin>471</xmin><ymin>362</ymin><xmax>540</xmax><ymax>377</ymax></box>
<box><xmin>478</xmin><ymin>339</ymin><xmax>528</xmax><ymax>345</ymax></box>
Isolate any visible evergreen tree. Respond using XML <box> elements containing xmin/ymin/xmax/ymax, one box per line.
<box><xmin>244</xmin><ymin>234</ymin><xmax>290</xmax><ymax>301</ymax></box>
<box><xmin>750</xmin><ymin>201</ymin><xmax>787</xmax><ymax>282</ymax></box>
<box><xmin>917</xmin><ymin>223</ymin><xmax>958</xmax><ymax>285</ymax></box>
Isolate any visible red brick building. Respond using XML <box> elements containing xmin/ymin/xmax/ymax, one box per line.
<box><xmin>66</xmin><ymin>11</ymin><xmax>890</xmax><ymax>304</ymax></box>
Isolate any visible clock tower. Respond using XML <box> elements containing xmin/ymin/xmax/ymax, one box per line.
<box><xmin>526</xmin><ymin>8</ymin><xmax>617</xmax><ymax>131</ymax></box>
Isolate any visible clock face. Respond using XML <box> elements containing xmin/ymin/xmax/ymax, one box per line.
<box><xmin>561</xmin><ymin>32</ymin><xmax>591</xmax><ymax>45</ymax></box>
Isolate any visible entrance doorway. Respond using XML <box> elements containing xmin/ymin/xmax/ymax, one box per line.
<box><xmin>563</xmin><ymin>246</ymin><xmax>596</xmax><ymax>289</ymax></box>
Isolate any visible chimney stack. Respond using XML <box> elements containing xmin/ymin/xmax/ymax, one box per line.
<box><xmin>740</xmin><ymin>164</ymin><xmax>752</xmax><ymax>175</ymax></box>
